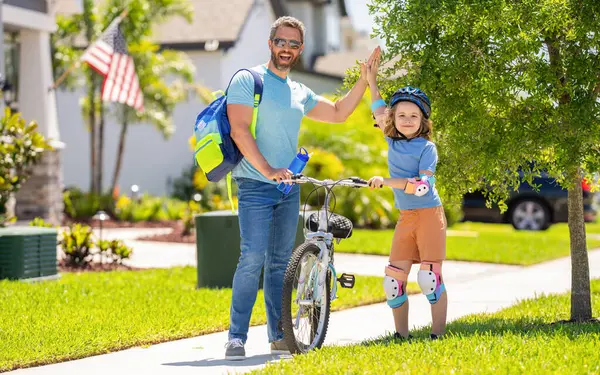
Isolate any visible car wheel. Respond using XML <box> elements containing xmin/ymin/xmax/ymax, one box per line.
<box><xmin>509</xmin><ymin>199</ymin><xmax>551</xmax><ymax>231</ymax></box>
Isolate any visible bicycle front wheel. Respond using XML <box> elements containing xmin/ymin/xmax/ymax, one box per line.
<box><xmin>281</xmin><ymin>242</ymin><xmax>331</xmax><ymax>354</ymax></box>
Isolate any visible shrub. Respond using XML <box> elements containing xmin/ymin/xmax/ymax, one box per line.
<box><xmin>0</xmin><ymin>109</ymin><xmax>52</xmax><ymax>226</ymax></box>
<box><xmin>63</xmin><ymin>187</ymin><xmax>114</xmax><ymax>220</ymax></box>
<box><xmin>28</xmin><ymin>217</ymin><xmax>55</xmax><ymax>228</ymax></box>
<box><xmin>181</xmin><ymin>200</ymin><xmax>202</xmax><ymax>236</ymax></box>
<box><xmin>299</xmin><ymin>94</ymin><xmax>396</xmax><ymax>228</ymax></box>
<box><xmin>96</xmin><ymin>239</ymin><xmax>132</xmax><ymax>264</ymax></box>
<box><xmin>114</xmin><ymin>194</ymin><xmax>190</xmax><ymax>222</ymax></box>
<box><xmin>60</xmin><ymin>223</ymin><xmax>133</xmax><ymax>267</ymax></box>
<box><xmin>60</xmin><ymin>223</ymin><xmax>95</xmax><ymax>266</ymax></box>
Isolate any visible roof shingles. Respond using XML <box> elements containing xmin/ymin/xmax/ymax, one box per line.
<box><xmin>152</xmin><ymin>0</ymin><xmax>255</xmax><ymax>44</ymax></box>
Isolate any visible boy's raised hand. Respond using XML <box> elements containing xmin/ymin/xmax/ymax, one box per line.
<box><xmin>366</xmin><ymin>46</ymin><xmax>381</xmax><ymax>88</ymax></box>
<box><xmin>368</xmin><ymin>176</ymin><xmax>385</xmax><ymax>189</ymax></box>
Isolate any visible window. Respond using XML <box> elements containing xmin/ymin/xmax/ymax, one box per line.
<box><xmin>4</xmin><ymin>31</ymin><xmax>19</xmax><ymax>109</ymax></box>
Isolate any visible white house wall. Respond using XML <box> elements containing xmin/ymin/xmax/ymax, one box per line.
<box><xmin>286</xmin><ymin>2</ymin><xmax>314</xmax><ymax>68</ymax></box>
<box><xmin>326</xmin><ymin>1</ymin><xmax>341</xmax><ymax>51</ymax></box>
<box><xmin>220</xmin><ymin>0</ymin><xmax>274</xmax><ymax>86</ymax></box>
<box><xmin>56</xmin><ymin>52</ymin><xmax>223</xmax><ymax>196</ymax></box>
<box><xmin>56</xmin><ymin>0</ymin><xmax>344</xmax><ymax>197</ymax></box>
<box><xmin>289</xmin><ymin>71</ymin><xmax>342</xmax><ymax>96</ymax></box>
<box><xmin>2</xmin><ymin>3</ymin><xmax>56</xmax><ymax>32</ymax></box>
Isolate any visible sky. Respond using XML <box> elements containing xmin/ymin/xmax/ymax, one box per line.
<box><xmin>344</xmin><ymin>0</ymin><xmax>376</xmax><ymax>34</ymax></box>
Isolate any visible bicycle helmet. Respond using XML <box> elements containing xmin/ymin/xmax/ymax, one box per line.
<box><xmin>389</xmin><ymin>86</ymin><xmax>431</xmax><ymax>119</ymax></box>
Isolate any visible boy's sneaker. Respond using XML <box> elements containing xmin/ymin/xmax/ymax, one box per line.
<box><xmin>393</xmin><ymin>332</ymin><xmax>413</xmax><ymax>341</ymax></box>
<box><xmin>430</xmin><ymin>333</ymin><xmax>442</xmax><ymax>340</ymax></box>
<box><xmin>224</xmin><ymin>338</ymin><xmax>245</xmax><ymax>360</ymax></box>
<box><xmin>270</xmin><ymin>339</ymin><xmax>290</xmax><ymax>354</ymax></box>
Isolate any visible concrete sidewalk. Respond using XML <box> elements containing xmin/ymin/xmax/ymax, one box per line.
<box><xmin>12</xmin><ymin>241</ymin><xmax>600</xmax><ymax>375</ymax></box>
<box><xmin>110</xmin><ymin>228</ymin><xmax>521</xmax><ymax>283</ymax></box>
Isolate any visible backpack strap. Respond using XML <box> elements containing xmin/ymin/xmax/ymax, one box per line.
<box><xmin>225</xmin><ymin>68</ymin><xmax>264</xmax><ymax>213</ymax></box>
<box><xmin>225</xmin><ymin>68</ymin><xmax>263</xmax><ymax>137</ymax></box>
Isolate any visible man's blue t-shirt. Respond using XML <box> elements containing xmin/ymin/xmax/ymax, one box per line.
<box><xmin>386</xmin><ymin>136</ymin><xmax>442</xmax><ymax>210</ymax></box>
<box><xmin>227</xmin><ymin>65</ymin><xmax>320</xmax><ymax>184</ymax></box>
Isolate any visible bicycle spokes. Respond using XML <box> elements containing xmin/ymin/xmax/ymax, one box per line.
<box><xmin>290</xmin><ymin>252</ymin><xmax>326</xmax><ymax>350</ymax></box>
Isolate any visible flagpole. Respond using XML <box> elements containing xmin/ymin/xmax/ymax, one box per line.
<box><xmin>49</xmin><ymin>8</ymin><xmax>129</xmax><ymax>91</ymax></box>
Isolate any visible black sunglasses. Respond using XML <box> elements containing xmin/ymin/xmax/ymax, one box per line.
<box><xmin>271</xmin><ymin>37</ymin><xmax>302</xmax><ymax>49</ymax></box>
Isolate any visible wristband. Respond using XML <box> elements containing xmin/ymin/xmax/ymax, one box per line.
<box><xmin>370</xmin><ymin>99</ymin><xmax>386</xmax><ymax>112</ymax></box>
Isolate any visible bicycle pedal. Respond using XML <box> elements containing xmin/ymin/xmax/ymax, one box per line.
<box><xmin>337</xmin><ymin>273</ymin><xmax>355</xmax><ymax>288</ymax></box>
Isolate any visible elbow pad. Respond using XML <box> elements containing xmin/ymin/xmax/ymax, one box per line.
<box><xmin>404</xmin><ymin>175</ymin><xmax>435</xmax><ymax>197</ymax></box>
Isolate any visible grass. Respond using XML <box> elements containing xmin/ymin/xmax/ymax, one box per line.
<box><xmin>0</xmin><ymin>267</ymin><xmax>418</xmax><ymax>372</ymax></box>
<box><xmin>253</xmin><ymin>280</ymin><xmax>600</xmax><ymax>375</ymax></box>
<box><xmin>336</xmin><ymin>222</ymin><xmax>600</xmax><ymax>265</ymax></box>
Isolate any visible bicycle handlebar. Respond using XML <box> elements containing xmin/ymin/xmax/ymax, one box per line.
<box><xmin>280</xmin><ymin>174</ymin><xmax>369</xmax><ymax>188</ymax></box>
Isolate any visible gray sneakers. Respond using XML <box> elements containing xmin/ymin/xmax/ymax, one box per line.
<box><xmin>224</xmin><ymin>338</ymin><xmax>245</xmax><ymax>360</ymax></box>
<box><xmin>270</xmin><ymin>339</ymin><xmax>290</xmax><ymax>354</ymax></box>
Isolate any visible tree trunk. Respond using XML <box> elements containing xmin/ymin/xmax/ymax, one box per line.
<box><xmin>567</xmin><ymin>170</ymin><xmax>592</xmax><ymax>321</ymax></box>
<box><xmin>83</xmin><ymin>0</ymin><xmax>97</xmax><ymax>194</ymax></box>
<box><xmin>88</xmin><ymin>74</ymin><xmax>97</xmax><ymax>193</ymax></box>
<box><xmin>97</xmin><ymin>99</ymin><xmax>105</xmax><ymax>193</ymax></box>
<box><xmin>110</xmin><ymin>116</ymin><xmax>128</xmax><ymax>196</ymax></box>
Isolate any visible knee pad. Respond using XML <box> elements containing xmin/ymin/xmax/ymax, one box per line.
<box><xmin>417</xmin><ymin>262</ymin><xmax>445</xmax><ymax>304</ymax></box>
<box><xmin>383</xmin><ymin>265</ymin><xmax>409</xmax><ymax>308</ymax></box>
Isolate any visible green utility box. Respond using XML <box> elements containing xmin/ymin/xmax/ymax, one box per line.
<box><xmin>0</xmin><ymin>226</ymin><xmax>58</xmax><ymax>281</ymax></box>
<box><xmin>195</xmin><ymin>211</ymin><xmax>305</xmax><ymax>288</ymax></box>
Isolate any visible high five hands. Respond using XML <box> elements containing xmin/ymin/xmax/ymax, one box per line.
<box><xmin>365</xmin><ymin>46</ymin><xmax>381</xmax><ymax>87</ymax></box>
<box><xmin>360</xmin><ymin>46</ymin><xmax>382</xmax><ymax>85</ymax></box>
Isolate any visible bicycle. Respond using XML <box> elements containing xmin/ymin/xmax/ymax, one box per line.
<box><xmin>279</xmin><ymin>174</ymin><xmax>369</xmax><ymax>354</ymax></box>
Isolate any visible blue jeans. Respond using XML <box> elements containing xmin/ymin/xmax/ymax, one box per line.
<box><xmin>228</xmin><ymin>177</ymin><xmax>300</xmax><ymax>343</ymax></box>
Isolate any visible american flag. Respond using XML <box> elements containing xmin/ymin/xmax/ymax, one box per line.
<box><xmin>81</xmin><ymin>16</ymin><xmax>144</xmax><ymax>111</ymax></box>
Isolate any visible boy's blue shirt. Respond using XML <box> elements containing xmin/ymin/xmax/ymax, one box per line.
<box><xmin>227</xmin><ymin>65</ymin><xmax>320</xmax><ymax>184</ymax></box>
<box><xmin>386</xmin><ymin>136</ymin><xmax>442</xmax><ymax>210</ymax></box>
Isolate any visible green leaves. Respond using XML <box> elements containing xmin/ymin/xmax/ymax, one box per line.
<box><xmin>365</xmin><ymin>0</ymin><xmax>600</xmax><ymax>204</ymax></box>
<box><xmin>0</xmin><ymin>109</ymin><xmax>52</xmax><ymax>226</ymax></box>
<box><xmin>60</xmin><ymin>224</ymin><xmax>133</xmax><ymax>266</ymax></box>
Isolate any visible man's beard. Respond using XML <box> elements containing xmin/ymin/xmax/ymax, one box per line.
<box><xmin>270</xmin><ymin>50</ymin><xmax>299</xmax><ymax>72</ymax></box>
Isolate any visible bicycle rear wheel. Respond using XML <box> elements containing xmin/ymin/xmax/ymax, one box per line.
<box><xmin>281</xmin><ymin>242</ymin><xmax>331</xmax><ymax>354</ymax></box>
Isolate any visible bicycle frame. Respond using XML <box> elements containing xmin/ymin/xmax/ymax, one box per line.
<box><xmin>283</xmin><ymin>175</ymin><xmax>368</xmax><ymax>304</ymax></box>
<box><xmin>280</xmin><ymin>174</ymin><xmax>369</xmax><ymax>353</ymax></box>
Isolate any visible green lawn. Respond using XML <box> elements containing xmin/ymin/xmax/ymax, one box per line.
<box><xmin>336</xmin><ymin>222</ymin><xmax>600</xmax><ymax>265</ymax></box>
<box><xmin>0</xmin><ymin>267</ymin><xmax>417</xmax><ymax>372</ymax></box>
<box><xmin>254</xmin><ymin>280</ymin><xmax>600</xmax><ymax>375</ymax></box>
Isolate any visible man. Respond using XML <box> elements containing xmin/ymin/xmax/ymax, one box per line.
<box><xmin>224</xmin><ymin>15</ymin><xmax>375</xmax><ymax>360</ymax></box>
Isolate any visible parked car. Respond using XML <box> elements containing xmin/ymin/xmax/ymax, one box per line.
<box><xmin>462</xmin><ymin>172</ymin><xmax>597</xmax><ymax>230</ymax></box>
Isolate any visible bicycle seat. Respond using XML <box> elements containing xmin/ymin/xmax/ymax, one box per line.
<box><xmin>305</xmin><ymin>212</ymin><xmax>353</xmax><ymax>239</ymax></box>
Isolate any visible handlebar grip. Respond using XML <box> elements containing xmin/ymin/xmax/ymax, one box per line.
<box><xmin>350</xmin><ymin>176</ymin><xmax>369</xmax><ymax>186</ymax></box>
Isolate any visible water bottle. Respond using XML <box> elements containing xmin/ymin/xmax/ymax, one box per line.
<box><xmin>277</xmin><ymin>147</ymin><xmax>310</xmax><ymax>194</ymax></box>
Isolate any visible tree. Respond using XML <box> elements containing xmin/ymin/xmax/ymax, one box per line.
<box><xmin>52</xmin><ymin>0</ymin><xmax>104</xmax><ymax>193</ymax></box>
<box><xmin>52</xmin><ymin>0</ymin><xmax>193</xmax><ymax>194</ymax></box>
<box><xmin>110</xmin><ymin>41</ymin><xmax>194</xmax><ymax>194</ymax></box>
<box><xmin>367</xmin><ymin>0</ymin><xmax>599</xmax><ymax>321</ymax></box>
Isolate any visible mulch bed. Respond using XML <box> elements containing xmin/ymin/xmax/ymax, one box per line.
<box><xmin>58</xmin><ymin>259</ymin><xmax>142</xmax><ymax>273</ymax></box>
<box><xmin>136</xmin><ymin>222</ymin><xmax>195</xmax><ymax>244</ymax></box>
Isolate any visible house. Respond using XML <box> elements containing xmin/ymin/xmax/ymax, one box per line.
<box><xmin>53</xmin><ymin>0</ymin><xmax>376</xmax><ymax>196</ymax></box>
<box><xmin>1</xmin><ymin>0</ymin><xmax>64</xmax><ymax>224</ymax></box>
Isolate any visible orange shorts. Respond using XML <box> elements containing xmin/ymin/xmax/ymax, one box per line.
<box><xmin>389</xmin><ymin>206</ymin><xmax>447</xmax><ymax>264</ymax></box>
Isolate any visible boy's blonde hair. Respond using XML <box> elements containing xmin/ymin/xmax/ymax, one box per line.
<box><xmin>269</xmin><ymin>16</ymin><xmax>305</xmax><ymax>43</ymax></box>
<box><xmin>383</xmin><ymin>104</ymin><xmax>433</xmax><ymax>141</ymax></box>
